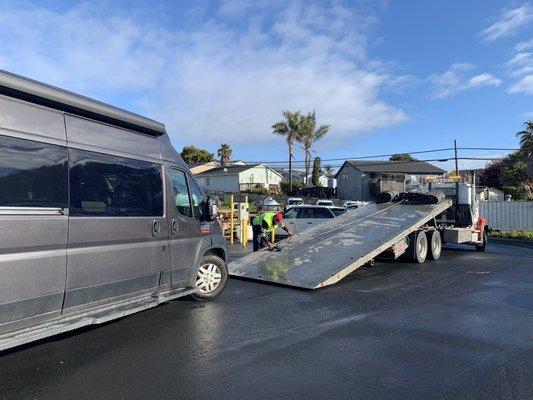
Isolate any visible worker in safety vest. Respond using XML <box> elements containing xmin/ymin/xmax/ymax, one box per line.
<box><xmin>252</xmin><ymin>212</ymin><xmax>291</xmax><ymax>252</ymax></box>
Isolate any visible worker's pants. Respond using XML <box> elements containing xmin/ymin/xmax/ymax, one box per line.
<box><xmin>252</xmin><ymin>225</ymin><xmax>268</xmax><ymax>252</ymax></box>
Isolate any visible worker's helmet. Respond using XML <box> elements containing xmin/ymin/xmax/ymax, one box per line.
<box><xmin>274</xmin><ymin>212</ymin><xmax>284</xmax><ymax>223</ymax></box>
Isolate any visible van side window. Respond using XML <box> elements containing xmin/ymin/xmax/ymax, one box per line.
<box><xmin>0</xmin><ymin>135</ymin><xmax>68</xmax><ymax>208</ymax></box>
<box><xmin>69</xmin><ymin>149</ymin><xmax>163</xmax><ymax>216</ymax></box>
<box><xmin>188</xmin><ymin>178</ymin><xmax>206</xmax><ymax>221</ymax></box>
<box><xmin>170</xmin><ymin>169</ymin><xmax>192</xmax><ymax>217</ymax></box>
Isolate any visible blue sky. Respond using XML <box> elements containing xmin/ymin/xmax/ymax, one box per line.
<box><xmin>0</xmin><ymin>0</ymin><xmax>531</xmax><ymax>171</ymax></box>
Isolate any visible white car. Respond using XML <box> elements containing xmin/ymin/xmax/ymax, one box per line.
<box><xmin>285</xmin><ymin>197</ymin><xmax>304</xmax><ymax>210</ymax></box>
<box><xmin>277</xmin><ymin>205</ymin><xmax>347</xmax><ymax>236</ymax></box>
<box><xmin>342</xmin><ymin>200</ymin><xmax>367</xmax><ymax>207</ymax></box>
<box><xmin>316</xmin><ymin>199</ymin><xmax>334</xmax><ymax>206</ymax></box>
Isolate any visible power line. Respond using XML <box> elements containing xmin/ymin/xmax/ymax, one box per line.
<box><xmin>242</xmin><ymin>147</ymin><xmax>518</xmax><ymax>165</ymax></box>
<box><xmin>262</xmin><ymin>157</ymin><xmax>505</xmax><ymax>170</ymax></box>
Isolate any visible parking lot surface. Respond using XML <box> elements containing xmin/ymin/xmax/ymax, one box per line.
<box><xmin>1</xmin><ymin>241</ymin><xmax>532</xmax><ymax>400</ymax></box>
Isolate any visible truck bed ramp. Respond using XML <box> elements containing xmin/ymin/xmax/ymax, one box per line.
<box><xmin>228</xmin><ymin>198</ymin><xmax>452</xmax><ymax>289</ymax></box>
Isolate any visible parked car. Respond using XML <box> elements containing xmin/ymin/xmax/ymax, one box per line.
<box><xmin>316</xmin><ymin>199</ymin><xmax>334</xmax><ymax>206</ymax></box>
<box><xmin>343</xmin><ymin>200</ymin><xmax>368</xmax><ymax>207</ymax></box>
<box><xmin>0</xmin><ymin>69</ymin><xmax>228</xmax><ymax>351</ymax></box>
<box><xmin>285</xmin><ymin>197</ymin><xmax>304</xmax><ymax>210</ymax></box>
<box><xmin>277</xmin><ymin>205</ymin><xmax>347</xmax><ymax>236</ymax></box>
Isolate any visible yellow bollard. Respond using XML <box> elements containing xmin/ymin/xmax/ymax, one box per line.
<box><xmin>230</xmin><ymin>195</ymin><xmax>234</xmax><ymax>244</ymax></box>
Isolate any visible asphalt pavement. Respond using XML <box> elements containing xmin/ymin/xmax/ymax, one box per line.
<box><xmin>1</xmin><ymin>241</ymin><xmax>532</xmax><ymax>400</ymax></box>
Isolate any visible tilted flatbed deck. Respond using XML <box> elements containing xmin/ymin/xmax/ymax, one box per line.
<box><xmin>228</xmin><ymin>199</ymin><xmax>452</xmax><ymax>289</ymax></box>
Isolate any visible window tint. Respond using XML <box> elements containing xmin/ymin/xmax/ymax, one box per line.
<box><xmin>0</xmin><ymin>135</ymin><xmax>67</xmax><ymax>208</ymax></box>
<box><xmin>298</xmin><ymin>208</ymin><xmax>315</xmax><ymax>219</ymax></box>
<box><xmin>69</xmin><ymin>149</ymin><xmax>163</xmax><ymax>216</ymax></box>
<box><xmin>315</xmin><ymin>208</ymin><xmax>333</xmax><ymax>218</ymax></box>
<box><xmin>284</xmin><ymin>208</ymin><xmax>298</xmax><ymax>219</ymax></box>
<box><xmin>188</xmin><ymin>178</ymin><xmax>206</xmax><ymax>220</ymax></box>
<box><xmin>171</xmin><ymin>169</ymin><xmax>192</xmax><ymax>217</ymax></box>
<box><xmin>331</xmin><ymin>208</ymin><xmax>347</xmax><ymax>217</ymax></box>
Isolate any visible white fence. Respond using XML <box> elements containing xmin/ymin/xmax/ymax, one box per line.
<box><xmin>480</xmin><ymin>201</ymin><xmax>533</xmax><ymax>231</ymax></box>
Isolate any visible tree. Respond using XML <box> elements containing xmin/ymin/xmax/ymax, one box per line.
<box><xmin>389</xmin><ymin>153</ymin><xmax>416</xmax><ymax>162</ymax></box>
<box><xmin>517</xmin><ymin>120</ymin><xmax>533</xmax><ymax>177</ymax></box>
<box><xmin>324</xmin><ymin>164</ymin><xmax>334</xmax><ymax>177</ymax></box>
<box><xmin>297</xmin><ymin>111</ymin><xmax>330</xmax><ymax>186</ymax></box>
<box><xmin>217</xmin><ymin>143</ymin><xmax>232</xmax><ymax>167</ymax></box>
<box><xmin>479</xmin><ymin>160</ymin><xmax>502</xmax><ymax>188</ymax></box>
<box><xmin>272</xmin><ymin>111</ymin><xmax>301</xmax><ymax>192</ymax></box>
<box><xmin>180</xmin><ymin>145</ymin><xmax>214</xmax><ymax>164</ymax></box>
<box><xmin>312</xmin><ymin>156</ymin><xmax>322</xmax><ymax>187</ymax></box>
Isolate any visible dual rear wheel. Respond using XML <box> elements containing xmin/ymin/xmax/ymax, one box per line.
<box><xmin>408</xmin><ymin>230</ymin><xmax>441</xmax><ymax>263</ymax></box>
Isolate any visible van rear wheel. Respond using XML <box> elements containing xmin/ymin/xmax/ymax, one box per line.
<box><xmin>191</xmin><ymin>255</ymin><xmax>228</xmax><ymax>301</ymax></box>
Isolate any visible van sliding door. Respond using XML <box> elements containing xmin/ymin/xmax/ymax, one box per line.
<box><xmin>64</xmin><ymin>149</ymin><xmax>165</xmax><ymax>311</ymax></box>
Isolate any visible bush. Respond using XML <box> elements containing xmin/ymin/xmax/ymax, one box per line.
<box><xmin>248</xmin><ymin>188</ymin><xmax>269</xmax><ymax>195</ymax></box>
<box><xmin>503</xmin><ymin>185</ymin><xmax>531</xmax><ymax>200</ymax></box>
<box><xmin>488</xmin><ymin>230</ymin><xmax>533</xmax><ymax>241</ymax></box>
<box><xmin>280</xmin><ymin>179</ymin><xmax>305</xmax><ymax>195</ymax></box>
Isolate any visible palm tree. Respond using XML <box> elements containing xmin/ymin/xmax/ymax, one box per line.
<box><xmin>272</xmin><ymin>111</ymin><xmax>301</xmax><ymax>191</ymax></box>
<box><xmin>517</xmin><ymin>120</ymin><xmax>533</xmax><ymax>178</ymax></box>
<box><xmin>297</xmin><ymin>112</ymin><xmax>330</xmax><ymax>186</ymax></box>
<box><xmin>217</xmin><ymin>143</ymin><xmax>232</xmax><ymax>167</ymax></box>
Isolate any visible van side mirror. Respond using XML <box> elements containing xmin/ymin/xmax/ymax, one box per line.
<box><xmin>205</xmin><ymin>196</ymin><xmax>218</xmax><ymax>221</ymax></box>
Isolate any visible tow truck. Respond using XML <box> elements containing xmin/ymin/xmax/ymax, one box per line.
<box><xmin>228</xmin><ymin>175</ymin><xmax>487</xmax><ymax>289</ymax></box>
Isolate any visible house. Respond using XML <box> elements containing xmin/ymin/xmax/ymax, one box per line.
<box><xmin>189</xmin><ymin>160</ymin><xmax>247</xmax><ymax>175</ymax></box>
<box><xmin>195</xmin><ymin>163</ymin><xmax>284</xmax><ymax>193</ymax></box>
<box><xmin>278</xmin><ymin>169</ymin><xmax>337</xmax><ymax>188</ymax></box>
<box><xmin>189</xmin><ymin>161</ymin><xmax>220</xmax><ymax>175</ymax></box>
<box><xmin>335</xmin><ymin>160</ymin><xmax>446</xmax><ymax>201</ymax></box>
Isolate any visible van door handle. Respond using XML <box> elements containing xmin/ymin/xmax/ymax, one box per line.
<box><xmin>171</xmin><ymin>219</ymin><xmax>178</xmax><ymax>235</ymax></box>
<box><xmin>152</xmin><ymin>220</ymin><xmax>160</xmax><ymax>237</ymax></box>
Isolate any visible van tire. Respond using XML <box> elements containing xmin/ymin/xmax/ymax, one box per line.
<box><xmin>191</xmin><ymin>255</ymin><xmax>228</xmax><ymax>301</ymax></box>
<box><xmin>427</xmin><ymin>230</ymin><xmax>442</xmax><ymax>260</ymax></box>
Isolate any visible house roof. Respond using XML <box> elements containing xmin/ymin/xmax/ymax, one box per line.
<box><xmin>195</xmin><ymin>163</ymin><xmax>284</xmax><ymax>178</ymax></box>
<box><xmin>335</xmin><ymin>160</ymin><xmax>446</xmax><ymax>177</ymax></box>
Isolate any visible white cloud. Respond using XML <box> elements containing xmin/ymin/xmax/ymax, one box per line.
<box><xmin>480</xmin><ymin>4</ymin><xmax>533</xmax><ymax>42</ymax></box>
<box><xmin>516</xmin><ymin>38</ymin><xmax>533</xmax><ymax>51</ymax></box>
<box><xmin>508</xmin><ymin>75</ymin><xmax>533</xmax><ymax>94</ymax></box>
<box><xmin>505</xmin><ymin>38</ymin><xmax>533</xmax><ymax>94</ymax></box>
<box><xmin>0</xmin><ymin>1</ymin><xmax>408</xmax><ymax>147</ymax></box>
<box><xmin>427</xmin><ymin>63</ymin><xmax>501</xmax><ymax>99</ymax></box>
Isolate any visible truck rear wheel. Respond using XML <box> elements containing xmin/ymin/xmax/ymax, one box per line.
<box><xmin>407</xmin><ymin>231</ymin><xmax>428</xmax><ymax>263</ymax></box>
<box><xmin>427</xmin><ymin>230</ymin><xmax>442</xmax><ymax>260</ymax></box>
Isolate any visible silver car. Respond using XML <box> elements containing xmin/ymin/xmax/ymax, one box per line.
<box><xmin>0</xmin><ymin>69</ymin><xmax>228</xmax><ymax>351</ymax></box>
<box><xmin>278</xmin><ymin>205</ymin><xmax>347</xmax><ymax>235</ymax></box>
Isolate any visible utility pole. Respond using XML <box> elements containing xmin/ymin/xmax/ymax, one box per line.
<box><xmin>453</xmin><ymin>139</ymin><xmax>459</xmax><ymax>178</ymax></box>
<box><xmin>289</xmin><ymin>145</ymin><xmax>293</xmax><ymax>192</ymax></box>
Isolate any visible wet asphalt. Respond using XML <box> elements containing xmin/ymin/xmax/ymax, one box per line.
<box><xmin>1</xmin><ymin>240</ymin><xmax>533</xmax><ymax>400</ymax></box>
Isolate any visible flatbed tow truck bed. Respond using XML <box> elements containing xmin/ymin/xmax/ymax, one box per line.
<box><xmin>228</xmin><ymin>198</ymin><xmax>453</xmax><ymax>289</ymax></box>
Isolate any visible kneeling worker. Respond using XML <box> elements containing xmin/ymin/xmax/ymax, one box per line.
<box><xmin>252</xmin><ymin>211</ymin><xmax>291</xmax><ymax>252</ymax></box>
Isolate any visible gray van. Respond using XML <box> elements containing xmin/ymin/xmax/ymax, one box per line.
<box><xmin>0</xmin><ymin>70</ymin><xmax>228</xmax><ymax>351</ymax></box>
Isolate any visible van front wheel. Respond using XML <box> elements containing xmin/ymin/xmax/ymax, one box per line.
<box><xmin>191</xmin><ymin>255</ymin><xmax>228</xmax><ymax>301</ymax></box>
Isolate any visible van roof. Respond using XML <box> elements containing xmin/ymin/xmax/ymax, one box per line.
<box><xmin>0</xmin><ymin>69</ymin><xmax>166</xmax><ymax>137</ymax></box>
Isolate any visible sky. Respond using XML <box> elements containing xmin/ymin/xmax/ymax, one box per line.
<box><xmin>0</xmin><ymin>0</ymin><xmax>531</xmax><ymax>172</ymax></box>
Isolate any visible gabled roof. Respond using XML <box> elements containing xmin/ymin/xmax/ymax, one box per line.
<box><xmin>195</xmin><ymin>163</ymin><xmax>283</xmax><ymax>178</ymax></box>
<box><xmin>335</xmin><ymin>160</ymin><xmax>446</xmax><ymax>177</ymax></box>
